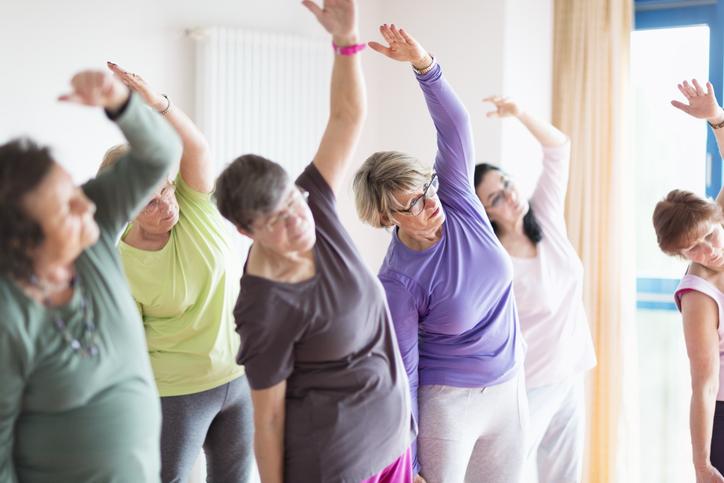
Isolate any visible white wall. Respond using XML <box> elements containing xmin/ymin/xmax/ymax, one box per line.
<box><xmin>0</xmin><ymin>0</ymin><xmax>553</xmax><ymax>270</ymax></box>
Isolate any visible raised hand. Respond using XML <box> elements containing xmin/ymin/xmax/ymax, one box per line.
<box><xmin>368</xmin><ymin>24</ymin><xmax>430</xmax><ymax>68</ymax></box>
<box><xmin>671</xmin><ymin>79</ymin><xmax>724</xmax><ymax>123</ymax></box>
<box><xmin>302</xmin><ymin>0</ymin><xmax>358</xmax><ymax>44</ymax></box>
<box><xmin>58</xmin><ymin>70</ymin><xmax>129</xmax><ymax>111</ymax></box>
<box><xmin>483</xmin><ymin>95</ymin><xmax>523</xmax><ymax>119</ymax></box>
<box><xmin>107</xmin><ymin>62</ymin><xmax>168</xmax><ymax>112</ymax></box>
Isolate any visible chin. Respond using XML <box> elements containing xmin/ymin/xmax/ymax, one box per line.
<box><xmin>297</xmin><ymin>231</ymin><xmax>316</xmax><ymax>252</ymax></box>
<box><xmin>82</xmin><ymin>221</ymin><xmax>101</xmax><ymax>248</ymax></box>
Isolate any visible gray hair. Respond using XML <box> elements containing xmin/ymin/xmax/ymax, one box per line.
<box><xmin>352</xmin><ymin>151</ymin><xmax>434</xmax><ymax>229</ymax></box>
<box><xmin>215</xmin><ymin>154</ymin><xmax>290</xmax><ymax>232</ymax></box>
<box><xmin>97</xmin><ymin>143</ymin><xmax>130</xmax><ymax>175</ymax></box>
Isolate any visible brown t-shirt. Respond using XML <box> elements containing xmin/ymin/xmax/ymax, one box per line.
<box><xmin>234</xmin><ymin>163</ymin><xmax>414</xmax><ymax>483</ymax></box>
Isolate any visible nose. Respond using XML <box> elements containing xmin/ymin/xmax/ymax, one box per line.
<box><xmin>425</xmin><ymin>194</ymin><xmax>439</xmax><ymax>211</ymax></box>
<box><xmin>703</xmin><ymin>243</ymin><xmax>715</xmax><ymax>256</ymax></box>
<box><xmin>73</xmin><ymin>192</ymin><xmax>96</xmax><ymax>216</ymax></box>
<box><xmin>157</xmin><ymin>196</ymin><xmax>173</xmax><ymax>213</ymax></box>
<box><xmin>504</xmin><ymin>188</ymin><xmax>516</xmax><ymax>204</ymax></box>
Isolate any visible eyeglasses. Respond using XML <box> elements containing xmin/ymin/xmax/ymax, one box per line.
<box><xmin>259</xmin><ymin>186</ymin><xmax>310</xmax><ymax>232</ymax></box>
<box><xmin>140</xmin><ymin>180</ymin><xmax>176</xmax><ymax>215</ymax></box>
<box><xmin>485</xmin><ymin>176</ymin><xmax>512</xmax><ymax>209</ymax></box>
<box><xmin>393</xmin><ymin>174</ymin><xmax>439</xmax><ymax>217</ymax></box>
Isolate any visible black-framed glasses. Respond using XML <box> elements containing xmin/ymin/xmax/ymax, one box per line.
<box><xmin>393</xmin><ymin>174</ymin><xmax>439</xmax><ymax>217</ymax></box>
<box><xmin>259</xmin><ymin>186</ymin><xmax>310</xmax><ymax>232</ymax></box>
<box><xmin>485</xmin><ymin>176</ymin><xmax>512</xmax><ymax>209</ymax></box>
<box><xmin>140</xmin><ymin>179</ymin><xmax>176</xmax><ymax>215</ymax></box>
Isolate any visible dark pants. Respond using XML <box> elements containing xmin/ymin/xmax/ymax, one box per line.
<box><xmin>160</xmin><ymin>374</ymin><xmax>255</xmax><ymax>483</ymax></box>
<box><xmin>712</xmin><ymin>401</ymin><xmax>724</xmax><ymax>473</ymax></box>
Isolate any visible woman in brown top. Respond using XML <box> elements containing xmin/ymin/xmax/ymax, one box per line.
<box><xmin>214</xmin><ymin>1</ymin><xmax>414</xmax><ymax>482</ymax></box>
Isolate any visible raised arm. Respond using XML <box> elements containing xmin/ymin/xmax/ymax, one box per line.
<box><xmin>107</xmin><ymin>62</ymin><xmax>214</xmax><ymax>194</ymax></box>
<box><xmin>370</xmin><ymin>25</ymin><xmax>474</xmax><ymax>195</ymax></box>
<box><xmin>304</xmin><ymin>0</ymin><xmax>366</xmax><ymax>196</ymax></box>
<box><xmin>484</xmin><ymin>95</ymin><xmax>567</xmax><ymax>147</ymax></box>
<box><xmin>672</xmin><ymin>79</ymin><xmax>724</xmax><ymax>208</ymax></box>
<box><xmin>60</xmin><ymin>70</ymin><xmax>181</xmax><ymax>235</ymax></box>
<box><xmin>484</xmin><ymin>96</ymin><xmax>570</xmax><ymax>217</ymax></box>
<box><xmin>680</xmin><ymin>291</ymin><xmax>724</xmax><ymax>483</ymax></box>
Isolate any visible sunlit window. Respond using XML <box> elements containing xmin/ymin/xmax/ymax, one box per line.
<box><xmin>632</xmin><ymin>24</ymin><xmax>710</xmax><ymax>483</ymax></box>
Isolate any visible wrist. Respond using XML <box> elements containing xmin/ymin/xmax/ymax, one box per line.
<box><xmin>105</xmin><ymin>85</ymin><xmax>131</xmax><ymax>112</ymax></box>
<box><xmin>332</xmin><ymin>34</ymin><xmax>359</xmax><ymax>48</ymax></box>
<box><xmin>411</xmin><ymin>54</ymin><xmax>433</xmax><ymax>71</ymax></box>
<box><xmin>708</xmin><ymin>108</ymin><xmax>724</xmax><ymax>128</ymax></box>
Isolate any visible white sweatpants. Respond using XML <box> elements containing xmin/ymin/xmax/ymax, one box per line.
<box><xmin>417</xmin><ymin>371</ymin><xmax>529</xmax><ymax>483</ymax></box>
<box><xmin>523</xmin><ymin>372</ymin><xmax>586</xmax><ymax>483</ymax></box>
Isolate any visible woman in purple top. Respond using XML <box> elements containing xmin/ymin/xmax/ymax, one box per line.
<box><xmin>353</xmin><ymin>25</ymin><xmax>528</xmax><ymax>483</ymax></box>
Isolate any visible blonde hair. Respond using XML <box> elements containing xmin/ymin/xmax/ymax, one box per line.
<box><xmin>352</xmin><ymin>151</ymin><xmax>434</xmax><ymax>229</ymax></box>
<box><xmin>97</xmin><ymin>143</ymin><xmax>130</xmax><ymax>175</ymax></box>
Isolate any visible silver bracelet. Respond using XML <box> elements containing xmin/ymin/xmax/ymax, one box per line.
<box><xmin>159</xmin><ymin>94</ymin><xmax>172</xmax><ymax>116</ymax></box>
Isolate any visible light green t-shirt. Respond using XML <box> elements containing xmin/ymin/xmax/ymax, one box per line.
<box><xmin>119</xmin><ymin>173</ymin><xmax>244</xmax><ymax>397</ymax></box>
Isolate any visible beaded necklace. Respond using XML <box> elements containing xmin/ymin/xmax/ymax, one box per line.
<box><xmin>31</xmin><ymin>273</ymin><xmax>99</xmax><ymax>358</ymax></box>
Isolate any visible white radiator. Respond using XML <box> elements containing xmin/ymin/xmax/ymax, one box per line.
<box><xmin>193</xmin><ymin>26</ymin><xmax>334</xmax><ymax>180</ymax></box>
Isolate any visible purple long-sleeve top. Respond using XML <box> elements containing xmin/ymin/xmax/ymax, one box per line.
<box><xmin>378</xmin><ymin>63</ymin><xmax>526</xmax><ymax>473</ymax></box>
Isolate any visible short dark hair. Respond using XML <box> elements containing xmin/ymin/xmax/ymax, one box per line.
<box><xmin>215</xmin><ymin>154</ymin><xmax>290</xmax><ymax>232</ymax></box>
<box><xmin>474</xmin><ymin>163</ymin><xmax>543</xmax><ymax>244</ymax></box>
<box><xmin>653</xmin><ymin>189</ymin><xmax>724</xmax><ymax>256</ymax></box>
<box><xmin>0</xmin><ymin>138</ymin><xmax>55</xmax><ymax>281</ymax></box>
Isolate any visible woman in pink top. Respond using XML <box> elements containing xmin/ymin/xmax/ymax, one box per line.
<box><xmin>474</xmin><ymin>96</ymin><xmax>597</xmax><ymax>483</ymax></box>
<box><xmin>653</xmin><ymin>79</ymin><xmax>724</xmax><ymax>483</ymax></box>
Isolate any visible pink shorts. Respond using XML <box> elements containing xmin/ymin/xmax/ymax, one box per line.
<box><xmin>358</xmin><ymin>447</ymin><xmax>412</xmax><ymax>483</ymax></box>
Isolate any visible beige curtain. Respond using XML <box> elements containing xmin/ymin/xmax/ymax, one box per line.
<box><xmin>552</xmin><ymin>1</ymin><xmax>639</xmax><ymax>482</ymax></box>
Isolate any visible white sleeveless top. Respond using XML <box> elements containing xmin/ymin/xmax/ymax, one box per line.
<box><xmin>675</xmin><ymin>274</ymin><xmax>724</xmax><ymax>401</ymax></box>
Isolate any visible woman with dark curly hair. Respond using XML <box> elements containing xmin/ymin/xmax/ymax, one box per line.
<box><xmin>0</xmin><ymin>69</ymin><xmax>180</xmax><ymax>482</ymax></box>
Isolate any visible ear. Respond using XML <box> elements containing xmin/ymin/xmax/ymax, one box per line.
<box><xmin>379</xmin><ymin>212</ymin><xmax>396</xmax><ymax>227</ymax></box>
<box><xmin>236</xmin><ymin>226</ymin><xmax>255</xmax><ymax>240</ymax></box>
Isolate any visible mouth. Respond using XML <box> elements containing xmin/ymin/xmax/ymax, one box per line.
<box><xmin>163</xmin><ymin>211</ymin><xmax>176</xmax><ymax>221</ymax></box>
<box><xmin>711</xmin><ymin>254</ymin><xmax>721</xmax><ymax>264</ymax></box>
<box><xmin>429</xmin><ymin>207</ymin><xmax>441</xmax><ymax>220</ymax></box>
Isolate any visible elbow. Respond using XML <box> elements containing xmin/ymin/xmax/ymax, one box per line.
<box><xmin>331</xmin><ymin>101</ymin><xmax>367</xmax><ymax>128</ymax></box>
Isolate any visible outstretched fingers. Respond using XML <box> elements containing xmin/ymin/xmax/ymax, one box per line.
<box><xmin>389</xmin><ymin>24</ymin><xmax>406</xmax><ymax>44</ymax></box>
<box><xmin>398</xmin><ymin>28</ymin><xmax>416</xmax><ymax>45</ymax></box>
<box><xmin>368</xmin><ymin>41</ymin><xmax>391</xmax><ymax>56</ymax></box>
<box><xmin>671</xmin><ymin>99</ymin><xmax>690</xmax><ymax>114</ymax></box>
<box><xmin>301</xmin><ymin>0</ymin><xmax>324</xmax><ymax>21</ymax></box>
<box><xmin>379</xmin><ymin>24</ymin><xmax>396</xmax><ymax>45</ymax></box>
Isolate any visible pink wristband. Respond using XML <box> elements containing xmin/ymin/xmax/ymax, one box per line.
<box><xmin>332</xmin><ymin>41</ymin><xmax>366</xmax><ymax>56</ymax></box>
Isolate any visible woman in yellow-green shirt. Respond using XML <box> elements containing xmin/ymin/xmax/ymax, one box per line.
<box><xmin>102</xmin><ymin>63</ymin><xmax>253</xmax><ymax>483</ymax></box>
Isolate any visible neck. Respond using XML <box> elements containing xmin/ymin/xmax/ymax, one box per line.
<box><xmin>493</xmin><ymin>215</ymin><xmax>525</xmax><ymax>240</ymax></box>
<box><xmin>397</xmin><ymin>225</ymin><xmax>443</xmax><ymax>252</ymax></box>
<box><xmin>248</xmin><ymin>242</ymin><xmax>315</xmax><ymax>283</ymax></box>
<box><xmin>32</xmin><ymin>262</ymin><xmax>75</xmax><ymax>291</ymax></box>
<box><xmin>695</xmin><ymin>261</ymin><xmax>724</xmax><ymax>274</ymax></box>
<box><xmin>135</xmin><ymin>223</ymin><xmax>172</xmax><ymax>243</ymax></box>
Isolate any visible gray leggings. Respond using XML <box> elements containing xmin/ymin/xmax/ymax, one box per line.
<box><xmin>160</xmin><ymin>374</ymin><xmax>255</xmax><ymax>483</ymax></box>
